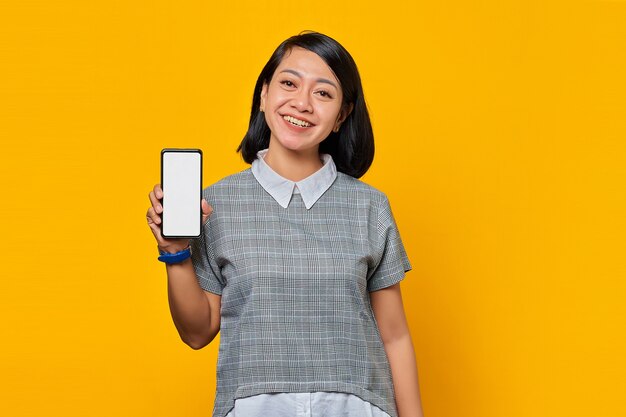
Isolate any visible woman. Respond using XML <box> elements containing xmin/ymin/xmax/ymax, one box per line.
<box><xmin>147</xmin><ymin>31</ymin><xmax>425</xmax><ymax>417</ymax></box>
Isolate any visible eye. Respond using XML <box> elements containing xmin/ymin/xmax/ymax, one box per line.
<box><xmin>280</xmin><ymin>80</ymin><xmax>295</xmax><ymax>87</ymax></box>
<box><xmin>317</xmin><ymin>90</ymin><xmax>333</xmax><ymax>99</ymax></box>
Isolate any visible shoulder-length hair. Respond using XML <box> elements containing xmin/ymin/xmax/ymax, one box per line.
<box><xmin>236</xmin><ymin>31</ymin><xmax>374</xmax><ymax>179</ymax></box>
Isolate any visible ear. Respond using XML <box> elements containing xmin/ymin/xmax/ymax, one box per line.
<box><xmin>341</xmin><ymin>102</ymin><xmax>354</xmax><ymax>123</ymax></box>
<box><xmin>337</xmin><ymin>102</ymin><xmax>354</xmax><ymax>124</ymax></box>
<box><xmin>334</xmin><ymin>102</ymin><xmax>354</xmax><ymax>131</ymax></box>
<box><xmin>260</xmin><ymin>83</ymin><xmax>268</xmax><ymax>111</ymax></box>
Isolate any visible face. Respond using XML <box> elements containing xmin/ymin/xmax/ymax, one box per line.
<box><xmin>260</xmin><ymin>46</ymin><xmax>352</xmax><ymax>155</ymax></box>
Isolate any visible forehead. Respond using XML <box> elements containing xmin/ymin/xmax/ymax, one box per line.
<box><xmin>275</xmin><ymin>46</ymin><xmax>339</xmax><ymax>84</ymax></box>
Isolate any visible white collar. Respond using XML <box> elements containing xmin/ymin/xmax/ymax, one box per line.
<box><xmin>250</xmin><ymin>148</ymin><xmax>337</xmax><ymax>209</ymax></box>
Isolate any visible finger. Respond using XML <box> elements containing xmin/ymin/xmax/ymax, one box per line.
<box><xmin>154</xmin><ymin>183</ymin><xmax>163</xmax><ymax>200</ymax></box>
<box><xmin>146</xmin><ymin>206</ymin><xmax>161</xmax><ymax>225</ymax></box>
<box><xmin>146</xmin><ymin>216</ymin><xmax>162</xmax><ymax>239</ymax></box>
<box><xmin>146</xmin><ymin>211</ymin><xmax>166</xmax><ymax>246</ymax></box>
<box><xmin>148</xmin><ymin>190</ymin><xmax>163</xmax><ymax>215</ymax></box>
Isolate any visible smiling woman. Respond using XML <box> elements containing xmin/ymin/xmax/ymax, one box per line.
<box><xmin>237</xmin><ymin>31</ymin><xmax>372</xmax><ymax>180</ymax></box>
<box><xmin>258</xmin><ymin>46</ymin><xmax>353</xmax><ymax>169</ymax></box>
<box><xmin>146</xmin><ymin>31</ymin><xmax>425</xmax><ymax>417</ymax></box>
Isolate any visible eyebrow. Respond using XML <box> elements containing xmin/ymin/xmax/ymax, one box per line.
<box><xmin>279</xmin><ymin>69</ymin><xmax>338</xmax><ymax>89</ymax></box>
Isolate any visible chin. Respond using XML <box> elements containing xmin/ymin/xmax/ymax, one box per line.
<box><xmin>275</xmin><ymin>137</ymin><xmax>313</xmax><ymax>152</ymax></box>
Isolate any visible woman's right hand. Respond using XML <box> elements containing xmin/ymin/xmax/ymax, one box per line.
<box><xmin>146</xmin><ymin>183</ymin><xmax>213</xmax><ymax>253</ymax></box>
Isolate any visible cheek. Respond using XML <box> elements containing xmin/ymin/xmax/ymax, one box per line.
<box><xmin>324</xmin><ymin>106</ymin><xmax>343</xmax><ymax>124</ymax></box>
<box><xmin>263</xmin><ymin>112</ymin><xmax>273</xmax><ymax>127</ymax></box>
<box><xmin>266</xmin><ymin>94</ymin><xmax>288</xmax><ymax>111</ymax></box>
<box><xmin>267</xmin><ymin>84</ymin><xmax>289</xmax><ymax>100</ymax></box>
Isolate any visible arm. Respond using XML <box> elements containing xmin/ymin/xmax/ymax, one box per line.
<box><xmin>165</xmin><ymin>257</ymin><xmax>221</xmax><ymax>349</ymax></box>
<box><xmin>370</xmin><ymin>283</ymin><xmax>425</xmax><ymax>417</ymax></box>
<box><xmin>148</xmin><ymin>185</ymin><xmax>221</xmax><ymax>350</ymax></box>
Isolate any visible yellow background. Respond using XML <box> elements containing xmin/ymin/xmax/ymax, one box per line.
<box><xmin>1</xmin><ymin>0</ymin><xmax>624</xmax><ymax>416</ymax></box>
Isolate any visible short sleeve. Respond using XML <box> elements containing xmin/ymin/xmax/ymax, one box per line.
<box><xmin>190</xmin><ymin>215</ymin><xmax>225</xmax><ymax>295</ymax></box>
<box><xmin>367</xmin><ymin>196</ymin><xmax>412</xmax><ymax>292</ymax></box>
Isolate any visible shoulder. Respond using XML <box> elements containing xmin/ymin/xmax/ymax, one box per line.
<box><xmin>202</xmin><ymin>168</ymin><xmax>254</xmax><ymax>200</ymax></box>
<box><xmin>334</xmin><ymin>171</ymin><xmax>389</xmax><ymax>207</ymax></box>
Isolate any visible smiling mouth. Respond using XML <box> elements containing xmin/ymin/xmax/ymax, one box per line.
<box><xmin>283</xmin><ymin>115</ymin><xmax>312</xmax><ymax>128</ymax></box>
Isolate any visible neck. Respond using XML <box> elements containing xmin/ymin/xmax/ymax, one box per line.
<box><xmin>264</xmin><ymin>140</ymin><xmax>324</xmax><ymax>182</ymax></box>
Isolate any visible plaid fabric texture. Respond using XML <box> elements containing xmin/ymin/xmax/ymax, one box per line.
<box><xmin>190</xmin><ymin>168</ymin><xmax>412</xmax><ymax>417</ymax></box>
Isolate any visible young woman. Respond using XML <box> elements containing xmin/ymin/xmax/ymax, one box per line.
<box><xmin>146</xmin><ymin>31</ymin><xmax>425</xmax><ymax>417</ymax></box>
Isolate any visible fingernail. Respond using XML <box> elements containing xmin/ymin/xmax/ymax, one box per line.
<box><xmin>157</xmin><ymin>204</ymin><xmax>162</xmax><ymax>211</ymax></box>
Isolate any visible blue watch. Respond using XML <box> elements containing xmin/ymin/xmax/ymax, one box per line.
<box><xmin>158</xmin><ymin>245</ymin><xmax>192</xmax><ymax>264</ymax></box>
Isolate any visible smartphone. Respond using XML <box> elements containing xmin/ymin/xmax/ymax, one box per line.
<box><xmin>160</xmin><ymin>148</ymin><xmax>203</xmax><ymax>238</ymax></box>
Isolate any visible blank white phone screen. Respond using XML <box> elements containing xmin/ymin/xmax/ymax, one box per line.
<box><xmin>162</xmin><ymin>151</ymin><xmax>201</xmax><ymax>237</ymax></box>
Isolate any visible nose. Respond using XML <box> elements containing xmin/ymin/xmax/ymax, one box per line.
<box><xmin>290</xmin><ymin>88</ymin><xmax>313</xmax><ymax>113</ymax></box>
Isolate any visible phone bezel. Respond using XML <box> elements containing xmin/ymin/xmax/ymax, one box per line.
<box><xmin>160</xmin><ymin>148</ymin><xmax>203</xmax><ymax>239</ymax></box>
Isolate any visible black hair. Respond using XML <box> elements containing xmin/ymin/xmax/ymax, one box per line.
<box><xmin>236</xmin><ymin>31</ymin><xmax>374</xmax><ymax>179</ymax></box>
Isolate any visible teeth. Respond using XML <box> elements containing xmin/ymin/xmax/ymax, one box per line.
<box><xmin>283</xmin><ymin>115</ymin><xmax>311</xmax><ymax>127</ymax></box>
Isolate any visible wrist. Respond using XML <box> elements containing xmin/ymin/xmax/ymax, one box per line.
<box><xmin>164</xmin><ymin>256</ymin><xmax>192</xmax><ymax>267</ymax></box>
<box><xmin>157</xmin><ymin>244</ymin><xmax>192</xmax><ymax>264</ymax></box>
<box><xmin>158</xmin><ymin>242</ymin><xmax>190</xmax><ymax>254</ymax></box>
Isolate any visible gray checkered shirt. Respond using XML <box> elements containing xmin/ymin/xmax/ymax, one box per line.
<box><xmin>191</xmin><ymin>150</ymin><xmax>412</xmax><ymax>417</ymax></box>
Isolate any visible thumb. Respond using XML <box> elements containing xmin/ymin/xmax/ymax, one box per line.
<box><xmin>201</xmin><ymin>199</ymin><xmax>213</xmax><ymax>224</ymax></box>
